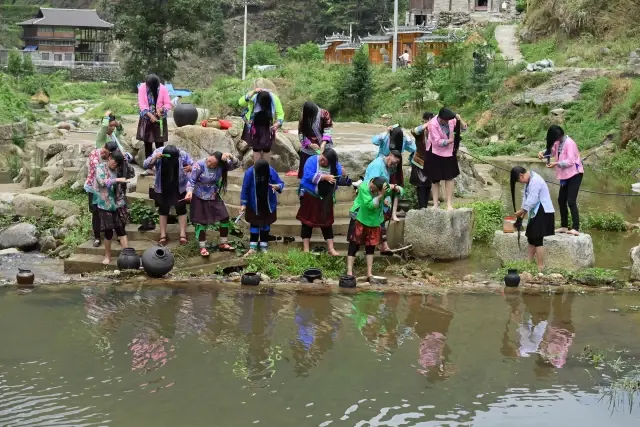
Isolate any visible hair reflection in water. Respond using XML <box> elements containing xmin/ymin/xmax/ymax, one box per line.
<box><xmin>503</xmin><ymin>291</ymin><xmax>576</xmax><ymax>377</ymax></box>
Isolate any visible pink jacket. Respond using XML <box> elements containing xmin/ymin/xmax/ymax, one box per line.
<box><xmin>138</xmin><ymin>83</ymin><xmax>171</xmax><ymax>114</ymax></box>
<box><xmin>427</xmin><ymin>116</ymin><xmax>456</xmax><ymax>158</ymax></box>
<box><xmin>551</xmin><ymin>136</ymin><xmax>584</xmax><ymax>180</ymax></box>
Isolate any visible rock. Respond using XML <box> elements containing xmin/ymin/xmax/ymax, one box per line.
<box><xmin>547</xmin><ymin>273</ymin><xmax>565</xmax><ymax>282</ymax></box>
<box><xmin>236</xmin><ymin>139</ymin><xmax>250</xmax><ymax>156</ymax></box>
<box><xmin>526</xmin><ymin>63</ymin><xmax>536</xmax><ymax>72</ymax></box>
<box><xmin>58</xmin><ymin>249</ymin><xmax>71</xmax><ymax>259</ymax></box>
<box><xmin>38</xmin><ymin>235</ymin><xmax>57</xmax><ymax>253</ymax></box>
<box><xmin>253</xmin><ymin>78</ymin><xmax>277</xmax><ymax>92</ymax></box>
<box><xmin>31</xmin><ymin>90</ymin><xmax>49</xmax><ymax>106</ymax></box>
<box><xmin>381</xmin><ymin>114</ymin><xmax>392</xmax><ymax>119</ymax></box>
<box><xmin>516</xmin><ymin>80</ymin><xmax>582</xmax><ymax>106</ymax></box>
<box><xmin>493</xmin><ymin>231</ymin><xmax>595</xmax><ymax>270</ymax></box>
<box><xmin>12</xmin><ymin>194</ymin><xmax>55</xmax><ymax>218</ymax></box>
<box><xmin>0</xmin><ymin>223</ymin><xmax>39</xmax><ymax>251</ymax></box>
<box><xmin>550</xmin><ymin>108</ymin><xmax>566</xmax><ymax>116</ymax></box>
<box><xmin>516</xmin><ymin>134</ymin><xmax>526</xmax><ymax>142</ymax></box>
<box><xmin>476</xmin><ymin>110</ymin><xmax>492</xmax><ymax>128</ymax></box>
<box><xmin>52</xmin><ymin>227</ymin><xmax>69</xmax><ymax>240</ymax></box>
<box><xmin>463</xmin><ymin>274</ymin><xmax>474</xmax><ymax>281</ymax></box>
<box><xmin>72</xmin><ymin>107</ymin><xmax>86</xmax><ymax>115</ymax></box>
<box><xmin>45</xmin><ymin>143</ymin><xmax>65</xmax><ymax>159</ymax></box>
<box><xmin>225</xmin><ymin>116</ymin><xmax>245</xmax><ymax>140</ymax></box>
<box><xmin>260</xmin><ymin>273</ymin><xmax>271</xmax><ymax>282</ymax></box>
<box><xmin>489</xmin><ymin>135</ymin><xmax>500</xmax><ymax>143</ymax></box>
<box><xmin>0</xmin><ymin>248</ymin><xmax>20</xmax><ymax>256</ymax></box>
<box><xmin>537</xmin><ymin>59</ymin><xmax>551</xmax><ymax>68</ymax></box>
<box><xmin>62</xmin><ymin>215</ymin><xmax>80</xmax><ymax>229</ymax></box>
<box><xmin>520</xmin><ymin>271</ymin><xmax>534</xmax><ymax>283</ymax></box>
<box><xmin>370</xmin><ymin>276</ymin><xmax>388</xmax><ymax>285</ymax></box>
<box><xmin>333</xmin><ymin>145</ymin><xmax>377</xmax><ymax>177</ymax></box>
<box><xmin>270</xmin><ymin>133</ymin><xmax>299</xmax><ymax>172</ymax></box>
<box><xmin>541</xmin><ymin>67</ymin><xmax>555</xmax><ymax>73</ymax></box>
<box><xmin>0</xmin><ymin>192</ymin><xmax>15</xmax><ymax>215</ymax></box>
<box><xmin>566</xmin><ymin>57</ymin><xmax>581</xmax><ymax>66</ymax></box>
<box><xmin>56</xmin><ymin>122</ymin><xmax>71</xmax><ymax>131</ymax></box>
<box><xmin>49</xmin><ymin>245</ymin><xmax>68</xmax><ymax>257</ymax></box>
<box><xmin>600</xmin><ymin>47</ymin><xmax>610</xmax><ymax>55</ymax></box>
<box><xmin>173</xmin><ymin>126</ymin><xmax>237</xmax><ymax>158</ymax></box>
<box><xmin>405</xmin><ymin>208</ymin><xmax>474</xmax><ymax>260</ymax></box>
<box><xmin>630</xmin><ymin>245</ymin><xmax>640</xmax><ymax>281</ymax></box>
<box><xmin>52</xmin><ymin>200</ymin><xmax>80</xmax><ymax>218</ymax></box>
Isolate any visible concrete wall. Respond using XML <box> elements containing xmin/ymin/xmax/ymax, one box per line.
<box><xmin>434</xmin><ymin>0</ymin><xmax>471</xmax><ymax>12</ymax></box>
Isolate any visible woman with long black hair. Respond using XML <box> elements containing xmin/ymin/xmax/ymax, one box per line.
<box><xmin>297</xmin><ymin>148</ymin><xmax>351</xmax><ymax>256</ymax></box>
<box><xmin>185</xmin><ymin>151</ymin><xmax>240</xmax><ymax>256</ymax></box>
<box><xmin>143</xmin><ymin>145</ymin><xmax>194</xmax><ymax>246</ymax></box>
<box><xmin>137</xmin><ymin>74</ymin><xmax>171</xmax><ymax>172</ymax></box>
<box><xmin>538</xmin><ymin>125</ymin><xmax>584</xmax><ymax>236</ymax></box>
<box><xmin>411</xmin><ymin>112</ymin><xmax>435</xmax><ymax>209</ymax></box>
<box><xmin>298</xmin><ymin>101</ymin><xmax>333</xmax><ymax>177</ymax></box>
<box><xmin>239</xmin><ymin>87</ymin><xmax>285</xmax><ymax>163</ymax></box>
<box><xmin>511</xmin><ymin>166</ymin><xmax>556</xmax><ymax>270</ymax></box>
<box><xmin>239</xmin><ymin>159</ymin><xmax>285</xmax><ymax>256</ymax></box>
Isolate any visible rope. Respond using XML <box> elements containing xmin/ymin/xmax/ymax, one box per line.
<box><xmin>462</xmin><ymin>150</ymin><xmax>640</xmax><ymax>197</ymax></box>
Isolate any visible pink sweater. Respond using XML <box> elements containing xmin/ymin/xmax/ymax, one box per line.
<box><xmin>138</xmin><ymin>83</ymin><xmax>171</xmax><ymax>114</ymax></box>
<box><xmin>551</xmin><ymin>136</ymin><xmax>584</xmax><ymax>180</ymax></box>
<box><xmin>426</xmin><ymin>116</ymin><xmax>456</xmax><ymax>158</ymax></box>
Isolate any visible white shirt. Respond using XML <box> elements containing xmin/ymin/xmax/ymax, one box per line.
<box><xmin>171</xmin><ymin>97</ymin><xmax>180</xmax><ymax>107</ymax></box>
<box><xmin>401</xmin><ymin>53</ymin><xmax>410</xmax><ymax>62</ymax></box>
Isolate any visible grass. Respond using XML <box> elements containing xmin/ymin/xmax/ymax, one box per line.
<box><xmin>455</xmin><ymin>200</ymin><xmax>505</xmax><ymax>243</ymax></box>
<box><xmin>243</xmin><ymin>250</ymin><xmax>352</xmax><ymax>279</ymax></box>
<box><xmin>86</xmin><ymin>95</ymin><xmax>139</xmax><ymax>119</ymax></box>
<box><xmin>46</xmin><ymin>184</ymin><xmax>92</xmax><ymax>252</ymax></box>
<box><xmin>581</xmin><ymin>212</ymin><xmax>628</xmax><ymax>232</ymax></box>
<box><xmin>494</xmin><ymin>260</ymin><xmax>620</xmax><ymax>287</ymax></box>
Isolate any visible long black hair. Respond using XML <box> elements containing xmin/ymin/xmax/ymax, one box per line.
<box><xmin>160</xmin><ymin>145</ymin><xmax>180</xmax><ymax>190</ymax></box>
<box><xmin>253</xmin><ymin>91</ymin><xmax>273</xmax><ymax>126</ymax></box>
<box><xmin>389</xmin><ymin>127</ymin><xmax>404</xmax><ymax>152</ymax></box>
<box><xmin>438</xmin><ymin>108</ymin><xmax>462</xmax><ymax>153</ymax></box>
<box><xmin>254</xmin><ymin>159</ymin><xmax>270</xmax><ymax>207</ymax></box>
<box><xmin>423</xmin><ymin>111</ymin><xmax>434</xmax><ymax>122</ymax></box>
<box><xmin>213</xmin><ymin>151</ymin><xmax>229</xmax><ymax>194</ymax></box>
<box><xmin>301</xmin><ymin>101</ymin><xmax>319</xmax><ymax>138</ymax></box>
<box><xmin>146</xmin><ymin>73</ymin><xmax>160</xmax><ymax>104</ymax></box>
<box><xmin>545</xmin><ymin>125</ymin><xmax>564</xmax><ymax>157</ymax></box>
<box><xmin>104</xmin><ymin>141</ymin><xmax>118</xmax><ymax>153</ymax></box>
<box><xmin>318</xmin><ymin>148</ymin><xmax>339</xmax><ymax>215</ymax></box>
<box><xmin>510</xmin><ymin>166</ymin><xmax>527</xmax><ymax>212</ymax></box>
<box><xmin>371</xmin><ymin>176</ymin><xmax>387</xmax><ymax>192</ymax></box>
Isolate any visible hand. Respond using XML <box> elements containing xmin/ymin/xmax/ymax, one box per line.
<box><xmin>269</xmin><ymin>183</ymin><xmax>280</xmax><ymax>193</ymax></box>
<box><xmin>271</xmin><ymin>122</ymin><xmax>281</xmax><ymax>133</ymax></box>
<box><xmin>254</xmin><ymin>88</ymin><xmax>263</xmax><ymax>93</ymax></box>
<box><xmin>455</xmin><ymin>114</ymin><xmax>461</xmax><ymax>121</ymax></box>
<box><xmin>184</xmin><ymin>192</ymin><xmax>193</xmax><ymax>202</ymax></box>
<box><xmin>322</xmin><ymin>174</ymin><xmax>336</xmax><ymax>184</ymax></box>
<box><xmin>147</xmin><ymin>112</ymin><xmax>157</xmax><ymax>123</ymax></box>
<box><xmin>384</xmin><ymin>198</ymin><xmax>391</xmax><ymax>208</ymax></box>
<box><xmin>388</xmin><ymin>126</ymin><xmax>394</xmax><ymax>132</ymax></box>
<box><xmin>221</xmin><ymin>153</ymin><xmax>231</xmax><ymax>162</ymax></box>
<box><xmin>154</xmin><ymin>151</ymin><xmax>164</xmax><ymax>161</ymax></box>
<box><xmin>109</xmin><ymin>120</ymin><xmax>120</xmax><ymax>128</ymax></box>
<box><xmin>538</xmin><ymin>150</ymin><xmax>545</xmax><ymax>160</ymax></box>
<box><xmin>115</xmin><ymin>178</ymin><xmax>128</xmax><ymax>183</ymax></box>
<box><xmin>309</xmin><ymin>143</ymin><xmax>320</xmax><ymax>151</ymax></box>
<box><xmin>105</xmin><ymin>110</ymin><xmax>112</xmax><ymax>117</ymax></box>
<box><xmin>392</xmin><ymin>184</ymin><xmax>402</xmax><ymax>193</ymax></box>
<box><xmin>183</xmin><ymin>165</ymin><xmax>192</xmax><ymax>173</ymax></box>
<box><xmin>547</xmin><ymin>162</ymin><xmax>557</xmax><ymax>168</ymax></box>
<box><xmin>239</xmin><ymin>205</ymin><xmax>246</xmax><ymax>214</ymax></box>
<box><xmin>381</xmin><ymin>182</ymin><xmax>389</xmax><ymax>194</ymax></box>
<box><xmin>515</xmin><ymin>209</ymin><xmax>526</xmax><ymax>218</ymax></box>
<box><xmin>320</xmin><ymin>141</ymin><xmax>327</xmax><ymax>153</ymax></box>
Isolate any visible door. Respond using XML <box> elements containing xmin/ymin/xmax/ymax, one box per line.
<box><xmin>475</xmin><ymin>0</ymin><xmax>489</xmax><ymax>10</ymax></box>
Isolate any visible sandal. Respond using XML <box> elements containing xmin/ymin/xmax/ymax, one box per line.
<box><xmin>158</xmin><ymin>236</ymin><xmax>168</xmax><ymax>246</ymax></box>
<box><xmin>218</xmin><ymin>243</ymin><xmax>234</xmax><ymax>252</ymax></box>
<box><xmin>179</xmin><ymin>235</ymin><xmax>188</xmax><ymax>246</ymax></box>
<box><xmin>200</xmin><ymin>247</ymin><xmax>210</xmax><ymax>257</ymax></box>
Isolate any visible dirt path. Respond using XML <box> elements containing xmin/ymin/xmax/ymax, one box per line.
<box><xmin>495</xmin><ymin>25</ymin><xmax>524</xmax><ymax>64</ymax></box>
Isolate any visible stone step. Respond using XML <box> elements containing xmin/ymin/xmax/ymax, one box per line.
<box><xmin>225</xmin><ymin>202</ymin><xmax>353</xmax><ymax>220</ymax></box>
<box><xmin>226</xmin><ymin>170</ymin><xmax>300</xmax><ymax>187</ymax></box>
<box><xmin>64</xmin><ymin>254</ymin><xmax>118</xmax><ymax>274</ymax></box>
<box><xmin>75</xmin><ymin>239</ymin><xmax>180</xmax><ymax>257</ymax></box>
<box><xmin>263</xmin><ymin>218</ymin><xmax>351</xmax><ymax>237</ymax></box>
<box><xmin>124</xmin><ymin>224</ymin><xmax>219</xmax><ymax>242</ymax></box>
<box><xmin>63</xmin><ymin>166</ymin><xmax>80</xmax><ymax>181</ymax></box>
<box><xmin>136</xmin><ymin>174</ymin><xmax>155</xmax><ymax>191</ymax></box>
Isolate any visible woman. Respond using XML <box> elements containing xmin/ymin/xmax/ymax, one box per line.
<box><xmin>185</xmin><ymin>151</ymin><xmax>240</xmax><ymax>256</ymax></box>
<box><xmin>372</xmin><ymin>125</ymin><xmax>416</xmax><ymax>187</ymax></box>
<box><xmin>298</xmin><ymin>101</ymin><xmax>333</xmax><ymax>178</ymax></box>
<box><xmin>239</xmin><ymin>87</ymin><xmax>285</xmax><ymax>163</ymax></box>
<box><xmin>297</xmin><ymin>148</ymin><xmax>351</xmax><ymax>256</ymax></box>
<box><xmin>411</xmin><ymin>112</ymin><xmax>435</xmax><ymax>209</ymax></box>
<box><xmin>137</xmin><ymin>74</ymin><xmax>171</xmax><ymax>168</ymax></box>
<box><xmin>426</xmin><ymin>108</ymin><xmax>467</xmax><ymax>210</ymax></box>
<box><xmin>85</xmin><ymin>141</ymin><xmax>119</xmax><ymax>247</ymax></box>
<box><xmin>347</xmin><ymin>177</ymin><xmax>403</xmax><ymax>279</ymax></box>
<box><xmin>143</xmin><ymin>145</ymin><xmax>194</xmax><ymax>246</ymax></box>
<box><xmin>511</xmin><ymin>166</ymin><xmax>556</xmax><ymax>270</ymax></box>
<box><xmin>538</xmin><ymin>125</ymin><xmax>584</xmax><ymax>236</ymax></box>
<box><xmin>239</xmin><ymin>159</ymin><xmax>285</xmax><ymax>256</ymax></box>
<box><xmin>93</xmin><ymin>151</ymin><xmax>131</xmax><ymax>265</ymax></box>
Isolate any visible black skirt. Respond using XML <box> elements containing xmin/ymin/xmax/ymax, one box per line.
<box><xmin>425</xmin><ymin>150</ymin><xmax>459</xmax><ymax>182</ymax></box>
<box><xmin>241</xmin><ymin>123</ymin><xmax>274</xmax><ymax>152</ymax></box>
<box><xmin>525</xmin><ymin>205</ymin><xmax>555</xmax><ymax>240</ymax></box>
<box><xmin>190</xmin><ymin>196</ymin><xmax>229</xmax><ymax>225</ymax></box>
<box><xmin>246</xmin><ymin>207</ymin><xmax>277</xmax><ymax>227</ymax></box>
<box><xmin>136</xmin><ymin>117</ymin><xmax>168</xmax><ymax>143</ymax></box>
<box><xmin>298</xmin><ymin>151</ymin><xmax>312</xmax><ymax>179</ymax></box>
<box><xmin>409</xmin><ymin>165</ymin><xmax>430</xmax><ymax>187</ymax></box>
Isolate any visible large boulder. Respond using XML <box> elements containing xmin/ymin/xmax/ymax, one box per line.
<box><xmin>630</xmin><ymin>245</ymin><xmax>640</xmax><ymax>281</ymax></box>
<box><xmin>333</xmin><ymin>145</ymin><xmax>378</xmax><ymax>178</ymax></box>
<box><xmin>12</xmin><ymin>194</ymin><xmax>55</xmax><ymax>218</ymax></box>
<box><xmin>271</xmin><ymin>133</ymin><xmax>300</xmax><ymax>172</ymax></box>
<box><xmin>405</xmin><ymin>208</ymin><xmax>474</xmax><ymax>260</ymax></box>
<box><xmin>493</xmin><ymin>231</ymin><xmax>595</xmax><ymax>270</ymax></box>
<box><xmin>52</xmin><ymin>200</ymin><xmax>81</xmax><ymax>218</ymax></box>
<box><xmin>254</xmin><ymin>78</ymin><xmax>277</xmax><ymax>92</ymax></box>
<box><xmin>225</xmin><ymin>116</ymin><xmax>245</xmax><ymax>140</ymax></box>
<box><xmin>173</xmin><ymin>126</ymin><xmax>238</xmax><ymax>158</ymax></box>
<box><xmin>0</xmin><ymin>193</ymin><xmax>15</xmax><ymax>215</ymax></box>
<box><xmin>0</xmin><ymin>223</ymin><xmax>39</xmax><ymax>251</ymax></box>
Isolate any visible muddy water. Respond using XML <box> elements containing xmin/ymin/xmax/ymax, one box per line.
<box><xmin>1</xmin><ymin>286</ymin><xmax>639</xmax><ymax>426</ymax></box>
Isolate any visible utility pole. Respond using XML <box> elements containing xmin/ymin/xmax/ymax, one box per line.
<box><xmin>242</xmin><ymin>0</ymin><xmax>248</xmax><ymax>81</ymax></box>
<box><xmin>392</xmin><ymin>0</ymin><xmax>398</xmax><ymax>73</ymax></box>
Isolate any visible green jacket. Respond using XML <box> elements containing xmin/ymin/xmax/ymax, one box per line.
<box><xmin>239</xmin><ymin>91</ymin><xmax>285</xmax><ymax>126</ymax></box>
<box><xmin>350</xmin><ymin>183</ymin><xmax>404</xmax><ymax>227</ymax></box>
<box><xmin>95</xmin><ymin>116</ymin><xmax>124</xmax><ymax>149</ymax></box>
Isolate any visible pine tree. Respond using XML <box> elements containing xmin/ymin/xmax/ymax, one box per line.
<box><xmin>341</xmin><ymin>47</ymin><xmax>372</xmax><ymax>120</ymax></box>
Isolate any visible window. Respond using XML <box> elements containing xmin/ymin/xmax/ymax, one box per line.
<box><xmin>54</xmin><ymin>54</ymin><xmax>62</xmax><ymax>62</ymax></box>
<box><xmin>64</xmin><ymin>53</ymin><xmax>72</xmax><ymax>61</ymax></box>
<box><xmin>55</xmin><ymin>27</ymin><xmax>74</xmax><ymax>33</ymax></box>
<box><xmin>38</xmin><ymin>26</ymin><xmax>54</xmax><ymax>33</ymax></box>
<box><xmin>41</xmin><ymin>53</ymin><xmax>50</xmax><ymax>60</ymax></box>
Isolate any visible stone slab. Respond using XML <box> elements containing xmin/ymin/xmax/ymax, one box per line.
<box><xmin>630</xmin><ymin>245</ymin><xmax>640</xmax><ymax>281</ymax></box>
<box><xmin>493</xmin><ymin>231</ymin><xmax>595</xmax><ymax>270</ymax></box>
<box><xmin>404</xmin><ymin>208</ymin><xmax>474</xmax><ymax>260</ymax></box>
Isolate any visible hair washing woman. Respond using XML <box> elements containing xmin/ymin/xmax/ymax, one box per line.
<box><xmin>137</xmin><ymin>74</ymin><xmax>171</xmax><ymax>169</ymax></box>
<box><xmin>240</xmin><ymin>88</ymin><xmax>285</xmax><ymax>163</ymax></box>
<box><xmin>411</xmin><ymin>112</ymin><xmax>435</xmax><ymax>209</ymax></box>
<box><xmin>511</xmin><ymin>166</ymin><xmax>556</xmax><ymax>270</ymax></box>
<box><xmin>298</xmin><ymin>101</ymin><xmax>333</xmax><ymax>178</ymax></box>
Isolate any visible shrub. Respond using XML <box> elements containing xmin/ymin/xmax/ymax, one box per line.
<box><xmin>238</xmin><ymin>41</ymin><xmax>282</xmax><ymax>69</ymax></box>
<box><xmin>130</xmin><ymin>200</ymin><xmax>159</xmax><ymax>224</ymax></box>
<box><xmin>244</xmin><ymin>250</ymin><xmax>348</xmax><ymax>279</ymax></box>
<box><xmin>286</xmin><ymin>42</ymin><xmax>323</xmax><ymax>62</ymax></box>
<box><xmin>456</xmin><ymin>200</ymin><xmax>505</xmax><ymax>243</ymax></box>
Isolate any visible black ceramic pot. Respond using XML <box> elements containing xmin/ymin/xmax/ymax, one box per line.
<box><xmin>142</xmin><ymin>246</ymin><xmax>175</xmax><ymax>278</ymax></box>
<box><xmin>138</xmin><ymin>218</ymin><xmax>155</xmax><ymax>232</ymax></box>
<box><xmin>173</xmin><ymin>103</ymin><xmax>198</xmax><ymax>127</ymax></box>
<box><xmin>504</xmin><ymin>269</ymin><xmax>521</xmax><ymax>287</ymax></box>
<box><xmin>117</xmin><ymin>248</ymin><xmax>141</xmax><ymax>270</ymax></box>
<box><xmin>16</xmin><ymin>268</ymin><xmax>35</xmax><ymax>289</ymax></box>
<box><xmin>397</xmin><ymin>199</ymin><xmax>411</xmax><ymax>212</ymax></box>
<box><xmin>241</xmin><ymin>272</ymin><xmax>261</xmax><ymax>286</ymax></box>
<box><xmin>339</xmin><ymin>275</ymin><xmax>357</xmax><ymax>288</ymax></box>
<box><xmin>303</xmin><ymin>268</ymin><xmax>322</xmax><ymax>283</ymax></box>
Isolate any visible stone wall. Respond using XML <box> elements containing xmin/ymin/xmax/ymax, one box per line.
<box><xmin>0</xmin><ymin>121</ymin><xmax>28</xmax><ymax>145</ymax></box>
<box><xmin>35</xmin><ymin>65</ymin><xmax>122</xmax><ymax>82</ymax></box>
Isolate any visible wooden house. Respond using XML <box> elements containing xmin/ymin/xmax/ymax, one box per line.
<box><xmin>319</xmin><ymin>33</ymin><xmax>350</xmax><ymax>63</ymax></box>
<box><xmin>416</xmin><ymin>33</ymin><xmax>462</xmax><ymax>57</ymax></box>
<box><xmin>334</xmin><ymin>42</ymin><xmax>361</xmax><ymax>64</ymax></box>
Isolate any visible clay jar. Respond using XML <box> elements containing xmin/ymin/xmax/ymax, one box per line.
<box><xmin>241</xmin><ymin>272</ymin><xmax>261</xmax><ymax>286</ymax></box>
<box><xmin>117</xmin><ymin>248</ymin><xmax>141</xmax><ymax>270</ymax></box>
<box><xmin>141</xmin><ymin>246</ymin><xmax>175</xmax><ymax>278</ymax></box>
<box><xmin>16</xmin><ymin>269</ymin><xmax>35</xmax><ymax>289</ymax></box>
<box><xmin>173</xmin><ymin>103</ymin><xmax>198</xmax><ymax>127</ymax></box>
<box><xmin>504</xmin><ymin>269</ymin><xmax>521</xmax><ymax>287</ymax></box>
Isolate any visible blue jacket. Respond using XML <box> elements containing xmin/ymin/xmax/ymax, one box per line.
<box><xmin>240</xmin><ymin>166</ymin><xmax>285</xmax><ymax>214</ymax></box>
<box><xmin>299</xmin><ymin>154</ymin><xmax>345</xmax><ymax>197</ymax></box>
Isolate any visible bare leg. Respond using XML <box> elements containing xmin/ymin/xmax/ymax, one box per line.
<box><xmin>252</xmin><ymin>151</ymin><xmax>261</xmax><ymax>163</ymax></box>
<box><xmin>535</xmin><ymin>247</ymin><xmax>546</xmax><ymax>270</ymax></box>
<box><xmin>159</xmin><ymin>215</ymin><xmax>168</xmax><ymax>240</ymax></box>
<box><xmin>527</xmin><ymin>244</ymin><xmax>536</xmax><ymax>262</ymax></box>
<box><xmin>445</xmin><ymin>180</ymin><xmax>455</xmax><ymax>211</ymax></box>
<box><xmin>365</xmin><ymin>254</ymin><xmax>374</xmax><ymax>277</ymax></box>
<box><xmin>347</xmin><ymin>256</ymin><xmax>355</xmax><ymax>276</ymax></box>
<box><xmin>391</xmin><ymin>197</ymin><xmax>400</xmax><ymax>222</ymax></box>
<box><xmin>302</xmin><ymin>239</ymin><xmax>310</xmax><ymax>252</ymax></box>
<box><xmin>119</xmin><ymin>235</ymin><xmax>129</xmax><ymax>249</ymax></box>
<box><xmin>431</xmin><ymin>182</ymin><xmax>440</xmax><ymax>209</ymax></box>
<box><xmin>178</xmin><ymin>214</ymin><xmax>188</xmax><ymax>239</ymax></box>
<box><xmin>103</xmin><ymin>239</ymin><xmax>112</xmax><ymax>265</ymax></box>
<box><xmin>263</xmin><ymin>151</ymin><xmax>271</xmax><ymax>163</ymax></box>
<box><xmin>327</xmin><ymin>239</ymin><xmax>340</xmax><ymax>256</ymax></box>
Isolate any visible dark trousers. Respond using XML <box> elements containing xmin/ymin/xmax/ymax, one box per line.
<box><xmin>104</xmin><ymin>227</ymin><xmax>126</xmax><ymax>240</ymax></box>
<box><xmin>348</xmin><ymin>241</ymin><xmax>375</xmax><ymax>256</ymax></box>
<box><xmin>558</xmin><ymin>173</ymin><xmax>583</xmax><ymax>230</ymax></box>
<box><xmin>416</xmin><ymin>183</ymin><xmax>432</xmax><ymax>209</ymax></box>
<box><xmin>144</xmin><ymin>140</ymin><xmax>164</xmax><ymax>159</ymax></box>
<box><xmin>88</xmin><ymin>193</ymin><xmax>100</xmax><ymax>240</ymax></box>
<box><xmin>301</xmin><ymin>224</ymin><xmax>334</xmax><ymax>241</ymax></box>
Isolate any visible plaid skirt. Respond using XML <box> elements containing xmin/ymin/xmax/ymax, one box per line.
<box><xmin>241</xmin><ymin>124</ymin><xmax>274</xmax><ymax>152</ymax></box>
<box><xmin>190</xmin><ymin>195</ymin><xmax>229</xmax><ymax>225</ymax></box>
<box><xmin>296</xmin><ymin>192</ymin><xmax>334</xmax><ymax>228</ymax></box>
<box><xmin>348</xmin><ymin>218</ymin><xmax>382</xmax><ymax>246</ymax></box>
<box><xmin>136</xmin><ymin>117</ymin><xmax>168</xmax><ymax>143</ymax></box>
<box><xmin>98</xmin><ymin>206</ymin><xmax>130</xmax><ymax>231</ymax></box>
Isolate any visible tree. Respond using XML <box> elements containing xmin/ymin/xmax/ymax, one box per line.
<box><xmin>286</xmin><ymin>42</ymin><xmax>323</xmax><ymax>62</ymax></box>
<box><xmin>340</xmin><ymin>47</ymin><xmax>372</xmax><ymax>120</ymax></box>
<box><xmin>410</xmin><ymin>50</ymin><xmax>436</xmax><ymax>107</ymax></box>
<box><xmin>21</xmin><ymin>54</ymin><xmax>35</xmax><ymax>76</ymax></box>
<box><xmin>107</xmin><ymin>0</ymin><xmax>219</xmax><ymax>89</ymax></box>
<box><xmin>236</xmin><ymin>41</ymin><xmax>282</xmax><ymax>69</ymax></box>
<box><xmin>206</xmin><ymin>0</ymin><xmax>226</xmax><ymax>55</ymax></box>
<box><xmin>7</xmin><ymin>51</ymin><xmax>22</xmax><ymax>77</ymax></box>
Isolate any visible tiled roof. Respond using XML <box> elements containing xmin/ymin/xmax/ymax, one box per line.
<box><xmin>335</xmin><ymin>42</ymin><xmax>361</xmax><ymax>51</ymax></box>
<box><xmin>416</xmin><ymin>34</ymin><xmax>463</xmax><ymax>43</ymax></box>
<box><xmin>325</xmin><ymin>33</ymin><xmax>350</xmax><ymax>43</ymax></box>
<box><xmin>318</xmin><ymin>42</ymin><xmax>331</xmax><ymax>51</ymax></box>
<box><xmin>383</xmin><ymin>24</ymin><xmax>437</xmax><ymax>35</ymax></box>
<box><xmin>18</xmin><ymin>8</ymin><xmax>113</xmax><ymax>29</ymax></box>
<box><xmin>361</xmin><ymin>34</ymin><xmax>392</xmax><ymax>43</ymax></box>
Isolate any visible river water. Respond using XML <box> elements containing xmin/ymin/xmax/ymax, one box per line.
<box><xmin>1</xmin><ymin>285</ymin><xmax>639</xmax><ymax>426</ymax></box>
